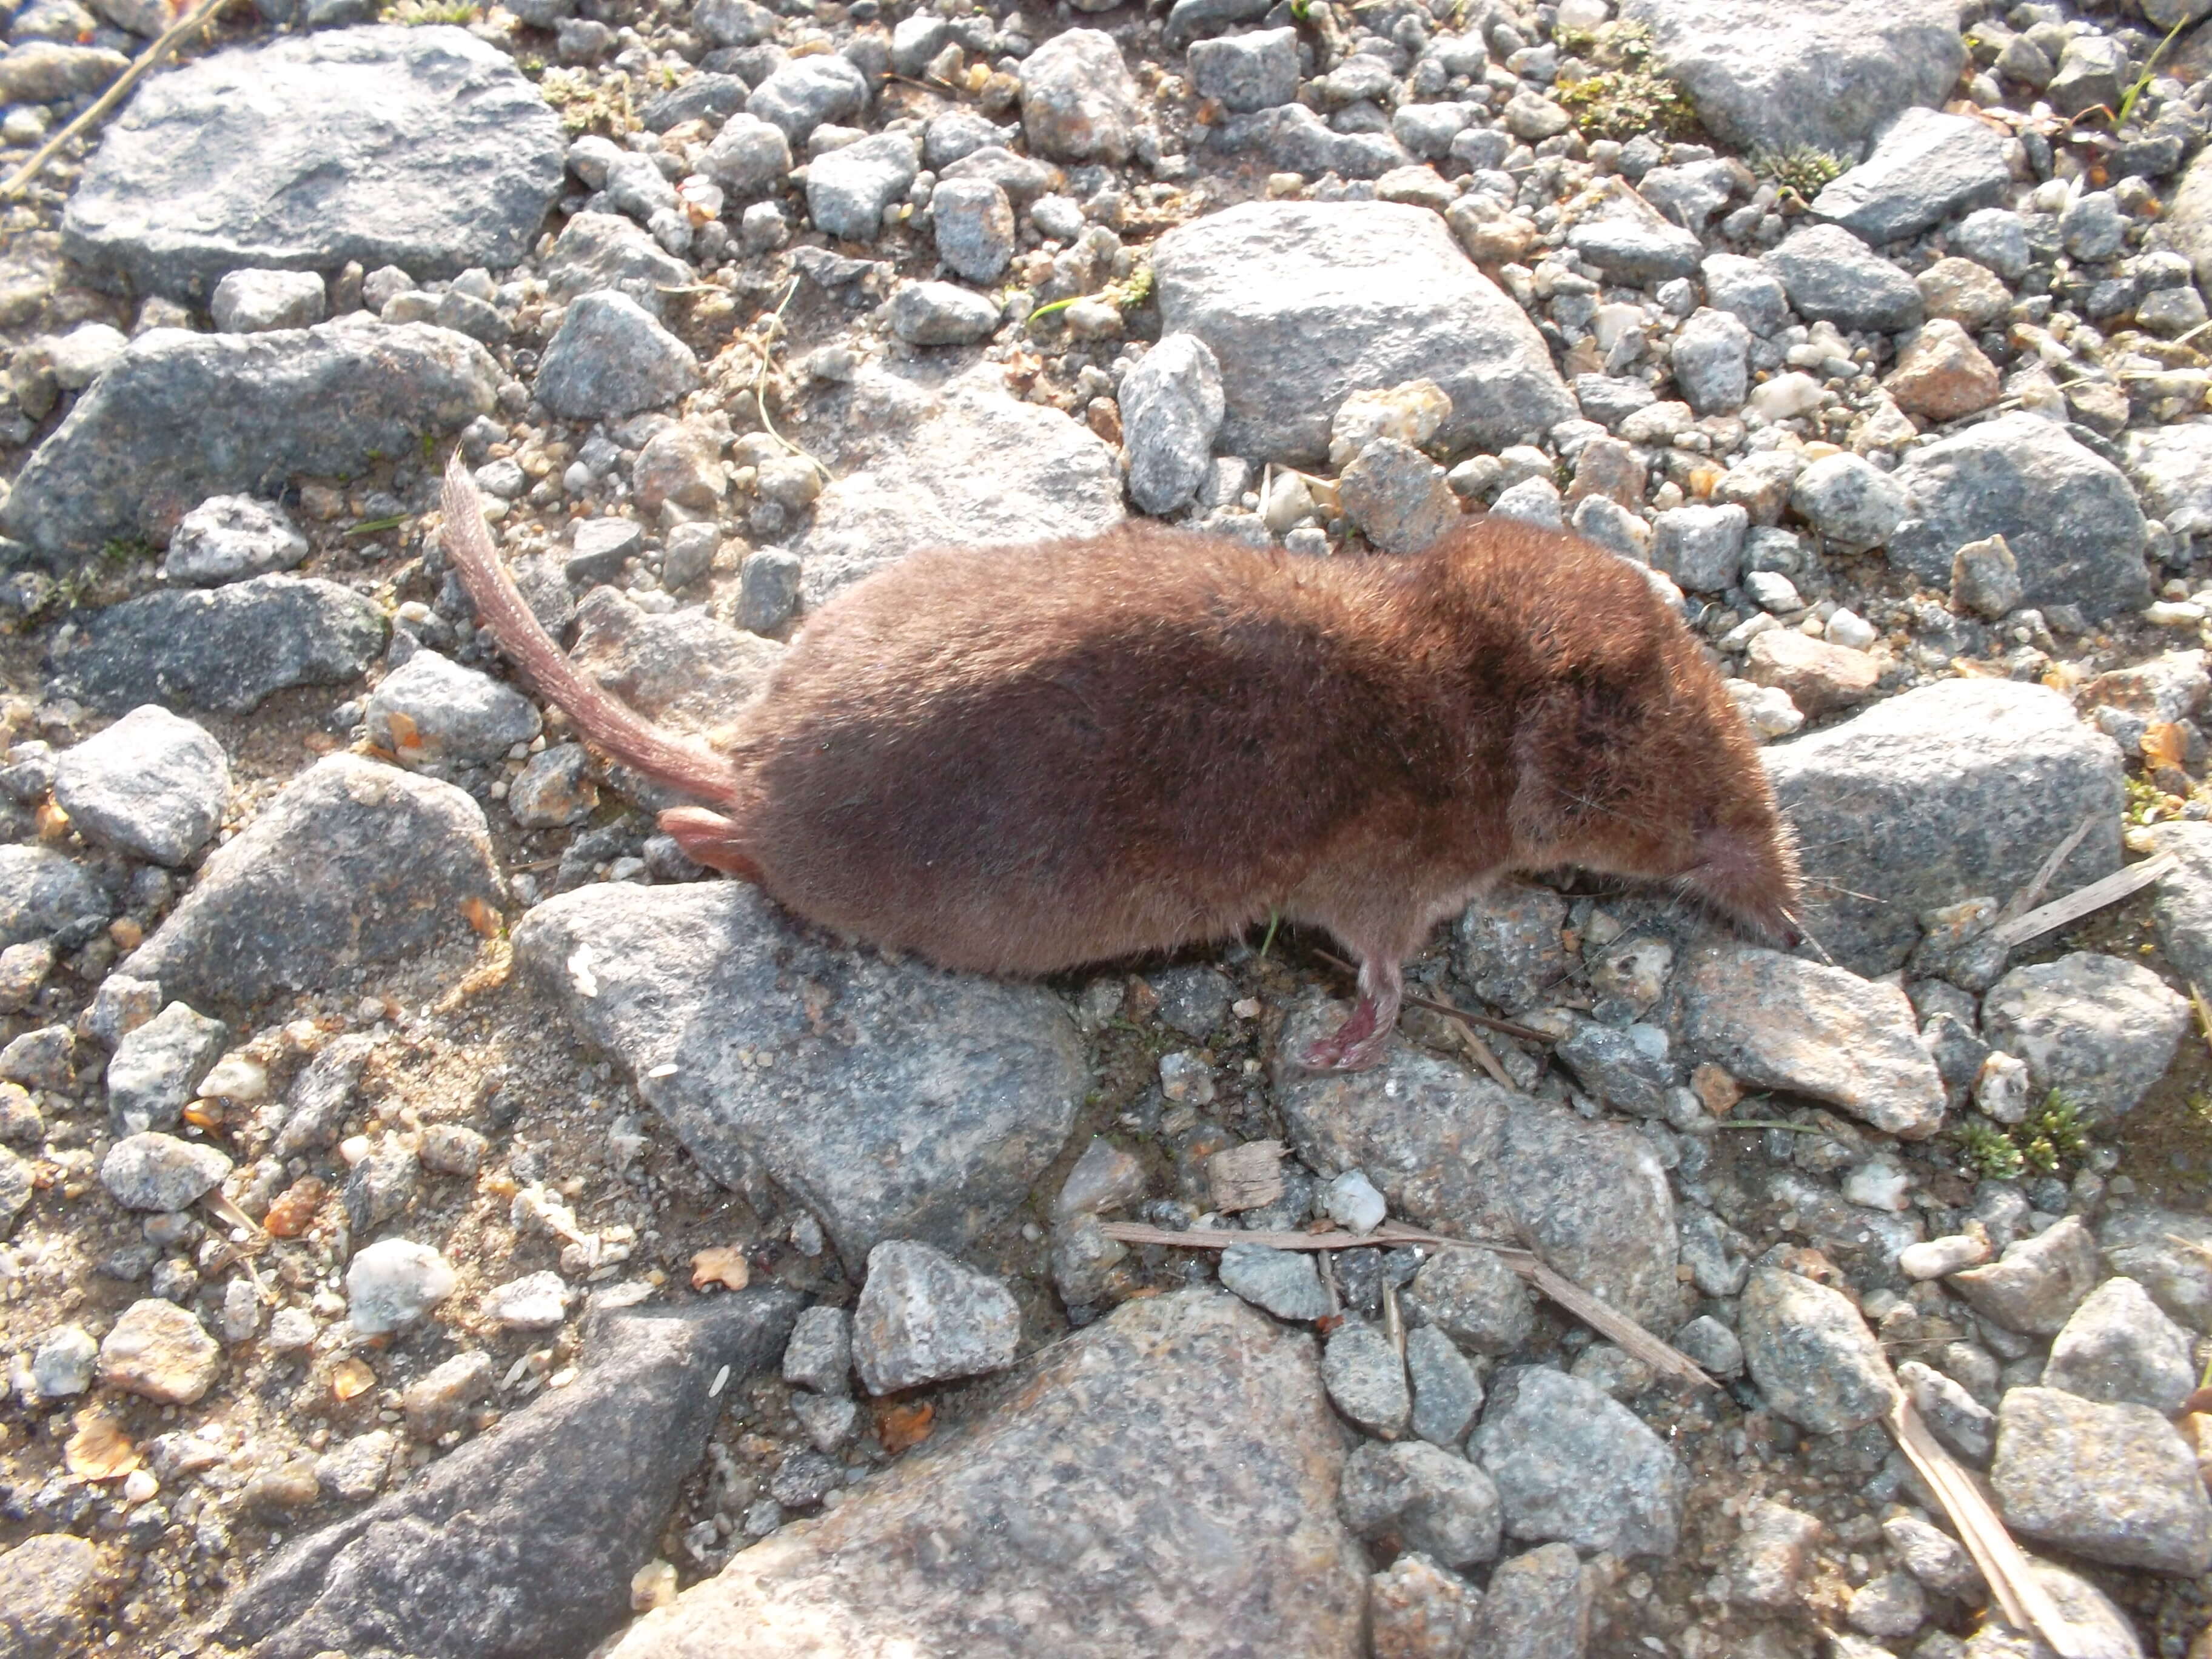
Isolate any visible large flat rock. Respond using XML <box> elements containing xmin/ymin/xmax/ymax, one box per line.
<box><xmin>793</xmin><ymin>367</ymin><xmax>1125</xmax><ymax>609</ymax></box>
<box><xmin>511</xmin><ymin>882</ymin><xmax>1087</xmax><ymax>1269</ymax></box>
<box><xmin>204</xmin><ymin>1292</ymin><xmax>800</xmax><ymax>1659</ymax></box>
<box><xmin>1886</xmin><ymin>412</ymin><xmax>2151</xmax><ymax>622</ymax></box>
<box><xmin>1151</xmin><ymin>200</ymin><xmax>1575</xmax><ymax>465</ymax></box>
<box><xmin>122</xmin><ymin>754</ymin><xmax>503</xmax><ymax>1017</ymax></box>
<box><xmin>62</xmin><ymin>25</ymin><xmax>565</xmax><ymax>300</ymax></box>
<box><xmin>1620</xmin><ymin>0</ymin><xmax>1966</xmax><ymax>160</ymax></box>
<box><xmin>1</xmin><ymin>318</ymin><xmax>497</xmax><ymax>562</ymax></box>
<box><xmin>1763</xmin><ymin>679</ymin><xmax>2123</xmax><ymax>976</ymax></box>
<box><xmin>605</xmin><ymin>1290</ymin><xmax>1367</xmax><ymax>1659</ymax></box>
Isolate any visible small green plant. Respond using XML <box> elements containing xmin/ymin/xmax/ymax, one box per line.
<box><xmin>539</xmin><ymin>66</ymin><xmax>634</xmax><ymax>135</ymax></box>
<box><xmin>1954</xmin><ymin>1118</ymin><xmax>2025</xmax><ymax>1182</ymax></box>
<box><xmin>2017</xmin><ymin>1090</ymin><xmax>2089</xmax><ymax>1175</ymax></box>
<box><xmin>2119</xmin><ymin>15</ymin><xmax>2189</xmax><ymax>127</ymax></box>
<box><xmin>381</xmin><ymin>0</ymin><xmax>479</xmax><ymax>22</ymax></box>
<box><xmin>2126</xmin><ymin>771</ymin><xmax>2177</xmax><ymax>826</ymax></box>
<box><xmin>1753</xmin><ymin>145</ymin><xmax>1849</xmax><ymax>200</ymax></box>
<box><xmin>1552</xmin><ymin>21</ymin><xmax>1698</xmax><ymax>142</ymax></box>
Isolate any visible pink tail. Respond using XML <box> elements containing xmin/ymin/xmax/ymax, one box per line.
<box><xmin>440</xmin><ymin>454</ymin><xmax>746</xmax><ymax>809</ymax></box>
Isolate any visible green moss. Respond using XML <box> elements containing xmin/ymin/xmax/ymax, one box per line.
<box><xmin>381</xmin><ymin>0</ymin><xmax>480</xmax><ymax>22</ymax></box>
<box><xmin>1953</xmin><ymin>1118</ymin><xmax>2025</xmax><ymax>1182</ymax></box>
<box><xmin>2017</xmin><ymin>1090</ymin><xmax>2089</xmax><ymax>1175</ymax></box>
<box><xmin>1752</xmin><ymin>145</ymin><xmax>1849</xmax><ymax>200</ymax></box>
<box><xmin>1553</xmin><ymin>21</ymin><xmax>1698</xmax><ymax>142</ymax></box>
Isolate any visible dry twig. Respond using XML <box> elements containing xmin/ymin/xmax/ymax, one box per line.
<box><xmin>2</xmin><ymin>0</ymin><xmax>236</xmax><ymax>200</ymax></box>
<box><xmin>1992</xmin><ymin>814</ymin><xmax>2098</xmax><ymax>930</ymax></box>
<box><xmin>1989</xmin><ymin>852</ymin><xmax>2176</xmax><ymax>948</ymax></box>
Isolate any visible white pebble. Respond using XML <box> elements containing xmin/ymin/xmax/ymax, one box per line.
<box><xmin>1825</xmin><ymin>607</ymin><xmax>1877</xmax><ymax>651</ymax></box>
<box><xmin>1842</xmin><ymin>1157</ymin><xmax>1912</xmax><ymax>1213</ymax></box>
<box><xmin>346</xmin><ymin>1238</ymin><xmax>457</xmax><ymax>1335</ymax></box>
<box><xmin>1898</xmin><ymin>1233</ymin><xmax>1991</xmax><ymax>1280</ymax></box>
<box><xmin>1323</xmin><ymin>1168</ymin><xmax>1387</xmax><ymax>1234</ymax></box>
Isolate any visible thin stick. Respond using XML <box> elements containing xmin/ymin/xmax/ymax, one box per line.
<box><xmin>1</xmin><ymin>0</ymin><xmax>234</xmax><ymax>200</ymax></box>
<box><xmin>751</xmin><ymin>278</ymin><xmax>831</xmax><ymax>480</ymax></box>
<box><xmin>1101</xmin><ymin>1219</ymin><xmax>1717</xmax><ymax>1391</ymax></box>
<box><xmin>1988</xmin><ymin>852</ymin><xmax>2176</xmax><ymax>948</ymax></box>
<box><xmin>1310</xmin><ymin>949</ymin><xmax>1555</xmax><ymax>1044</ymax></box>
<box><xmin>1993</xmin><ymin>814</ymin><xmax>2098</xmax><ymax>930</ymax></box>
<box><xmin>1887</xmin><ymin>1397</ymin><xmax>2093</xmax><ymax>1658</ymax></box>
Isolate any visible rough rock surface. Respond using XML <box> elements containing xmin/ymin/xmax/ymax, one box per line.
<box><xmin>49</xmin><ymin>705</ymin><xmax>229</xmax><ymax>865</ymax></box>
<box><xmin>1151</xmin><ymin>201</ymin><xmax>1575</xmax><ymax>464</ymax></box>
<box><xmin>122</xmin><ymin>754</ymin><xmax>503</xmax><ymax>1014</ymax></box>
<box><xmin>1</xmin><ymin>320</ymin><xmax>497</xmax><ymax>560</ymax></box>
<box><xmin>512</xmin><ymin>882</ymin><xmax>1086</xmax><ymax>1267</ymax></box>
<box><xmin>605</xmin><ymin>1292</ymin><xmax>1367</xmax><ymax>1659</ymax></box>
<box><xmin>1764</xmin><ymin>680</ymin><xmax>2123</xmax><ymax>974</ymax></box>
<box><xmin>62</xmin><ymin>27</ymin><xmax>565</xmax><ymax>300</ymax></box>
<box><xmin>205</xmin><ymin>1292</ymin><xmax>801</xmax><ymax>1659</ymax></box>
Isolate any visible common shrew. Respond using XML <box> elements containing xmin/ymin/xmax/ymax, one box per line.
<box><xmin>441</xmin><ymin>454</ymin><xmax>1800</xmax><ymax>1070</ymax></box>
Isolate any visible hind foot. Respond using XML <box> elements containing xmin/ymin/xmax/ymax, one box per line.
<box><xmin>658</xmin><ymin>806</ymin><xmax>763</xmax><ymax>882</ymax></box>
<box><xmin>1295</xmin><ymin>954</ymin><xmax>1404</xmax><ymax>1072</ymax></box>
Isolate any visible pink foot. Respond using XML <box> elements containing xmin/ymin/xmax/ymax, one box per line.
<box><xmin>1296</xmin><ymin>954</ymin><xmax>1405</xmax><ymax>1071</ymax></box>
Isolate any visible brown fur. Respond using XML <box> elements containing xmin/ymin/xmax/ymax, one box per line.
<box><xmin>443</xmin><ymin>455</ymin><xmax>1799</xmax><ymax>1068</ymax></box>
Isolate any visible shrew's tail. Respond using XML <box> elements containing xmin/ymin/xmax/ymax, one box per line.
<box><xmin>440</xmin><ymin>454</ymin><xmax>746</xmax><ymax>808</ymax></box>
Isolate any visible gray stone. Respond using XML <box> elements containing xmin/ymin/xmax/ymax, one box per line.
<box><xmin>1651</xmin><ymin>502</ymin><xmax>1748</xmax><ymax>592</ymax></box>
<box><xmin>122</xmin><ymin>754</ymin><xmax>503</xmax><ymax>1016</ymax></box>
<box><xmin>1680</xmin><ymin>946</ymin><xmax>1946</xmax><ymax>1138</ymax></box>
<box><xmin>536</xmin><ymin>292</ymin><xmax>699</xmax><ymax>421</ymax></box>
<box><xmin>1980</xmin><ymin>953</ymin><xmax>2188</xmax><ymax>1122</ymax></box>
<box><xmin>1119</xmin><ymin>332</ymin><xmax>1225</xmax><ymax>517</ymax></box>
<box><xmin>101</xmin><ymin>1131</ymin><xmax>232</xmax><ymax>1212</ymax></box>
<box><xmin>206</xmin><ymin>1292</ymin><xmax>801</xmax><ymax>1659</ymax></box>
<box><xmin>1887</xmin><ymin>414</ymin><xmax>2149</xmax><ymax>622</ymax></box>
<box><xmin>1486</xmin><ymin>477</ymin><xmax>1562</xmax><ymax>529</ymax></box>
<box><xmin>1992</xmin><ymin>1386</ymin><xmax>2212</xmax><ymax>1575</ymax></box>
<box><xmin>695</xmin><ymin>0</ymin><xmax>777</xmax><ymax>48</ymax></box>
<box><xmin>107</xmin><ymin>1002</ymin><xmax>227</xmax><ymax>1134</ymax></box>
<box><xmin>1701</xmin><ymin>252</ymin><xmax>1790</xmax><ymax>335</ymax></box>
<box><xmin>1189</xmin><ymin>26</ymin><xmax>1298</xmax><ymax>113</ymax></box>
<box><xmin>886</xmin><ymin>279</ymin><xmax>999</xmax><ymax>346</ymax></box>
<box><xmin>1620</xmin><ymin>0</ymin><xmax>1965</xmax><ymax>158</ymax></box>
<box><xmin>1791</xmin><ymin>452</ymin><xmax>1906</xmax><ymax>553</ymax></box>
<box><xmin>1956</xmin><ymin>207</ymin><xmax>2032</xmax><ymax>281</ymax></box>
<box><xmin>1951</xmin><ymin>1215</ymin><xmax>2102</xmax><ymax>1336</ymax></box>
<box><xmin>211</xmin><ymin>268</ymin><xmax>328</xmax><ymax>334</ymax></box>
<box><xmin>161</xmin><ymin>495</ymin><xmax>309</xmax><ymax>586</ymax></box>
<box><xmin>1552</xmin><ymin>1019</ymin><xmax>1678</xmax><ymax>1119</ymax></box>
<box><xmin>2</xmin><ymin>320</ymin><xmax>495</xmax><ymax>562</ymax></box>
<box><xmin>736</xmin><ymin>548</ymin><xmax>803</xmax><ymax>634</ymax></box>
<box><xmin>697</xmin><ymin>113</ymin><xmax>793</xmax><ymax>205</ymax></box>
<box><xmin>1340</xmin><ymin>438</ymin><xmax>1458</xmax><ymax>553</ymax></box>
<box><xmin>2061</xmin><ymin>191</ymin><xmax>2130</xmax><ymax>263</ymax></box>
<box><xmin>1453</xmin><ymin>882</ymin><xmax>1568</xmax><ymax>1011</ymax></box>
<box><xmin>2049</xmin><ymin>33</ymin><xmax>2127</xmax><ymax>118</ymax></box>
<box><xmin>1729</xmin><ymin>1500</ymin><xmax>1823</xmax><ymax>1609</ymax></box>
<box><xmin>480</xmin><ymin>1269</ymin><xmax>570</xmax><ymax>1331</ymax></box>
<box><xmin>512</xmin><ymin>882</ymin><xmax>1084</xmax><ymax>1269</ymax></box>
<box><xmin>0</xmin><ymin>849</ymin><xmax>96</xmax><ymax>957</ymax></box>
<box><xmin>1341</xmin><ymin>1439</ymin><xmax>1503</xmax><ymax>1570</ymax></box>
<box><xmin>1472</xmin><ymin>1542</ymin><xmax>1589</xmax><ymax>1659</ymax></box>
<box><xmin>365</xmin><ymin>649</ymin><xmax>543</xmax><ymax>770</ymax></box>
<box><xmin>1219</xmin><ymin>1242</ymin><xmax>1332</xmax><ymax>1321</ymax></box>
<box><xmin>1811</xmin><ymin>108</ymin><xmax>2013</xmax><ymax>244</ymax></box>
<box><xmin>0</xmin><ymin>1533</ymin><xmax>101</xmax><ymax>1658</ymax></box>
<box><xmin>1673</xmin><ymin>1313</ymin><xmax>1744</xmax><ymax>1377</ymax></box>
<box><xmin>0</xmin><ymin>41</ymin><xmax>127</xmax><ymax>102</ymax></box>
<box><xmin>2123</xmin><ymin>421</ymin><xmax>2212</xmax><ymax>538</ymax></box>
<box><xmin>2161</xmin><ymin>144</ymin><xmax>2212</xmax><ymax>295</ymax></box>
<box><xmin>1406</xmin><ymin>1324</ymin><xmax>1483</xmax><ymax>1448</ymax></box>
<box><xmin>808</xmin><ymin>132</ymin><xmax>919</xmax><ymax>240</ymax></box>
<box><xmin>541</xmin><ymin>212</ymin><xmax>694</xmax><ymax>320</ymax></box>
<box><xmin>50</xmin><ymin>705</ymin><xmax>227</xmax><ymax>865</ymax></box>
<box><xmin>746</xmin><ymin>55</ymin><xmax>868</xmax><ymax>143</ymax></box>
<box><xmin>1471</xmin><ymin>1366</ymin><xmax>1685</xmax><ymax>1558</ymax></box>
<box><xmin>1640</xmin><ymin>159</ymin><xmax>1740</xmax><ymax>234</ymax></box>
<box><xmin>930</xmin><ymin>176</ymin><xmax>1014</xmax><ymax>283</ymax></box>
<box><xmin>1321</xmin><ymin>1319</ymin><xmax>1410</xmax><ymax>1437</ymax></box>
<box><xmin>605</xmin><ymin>1292</ymin><xmax>1366</xmax><ymax>1658</ymax></box>
<box><xmin>1207</xmin><ymin>102</ymin><xmax>1410</xmax><ymax>181</ymax></box>
<box><xmin>563</xmin><ymin>587</ymin><xmax>782</xmax><ymax>758</ymax></box>
<box><xmin>794</xmin><ymin>369</ymin><xmax>1123</xmax><ymax>608</ymax></box>
<box><xmin>1763</xmin><ymin>680</ymin><xmax>2124</xmax><ymax>976</ymax></box>
<box><xmin>1282</xmin><ymin>1004</ymin><xmax>1677</xmax><ymax>1325</ymax></box>
<box><xmin>1899</xmin><ymin>1358</ymin><xmax>1996</xmax><ymax>1463</ymax></box>
<box><xmin>2043</xmin><ymin>1276</ymin><xmax>2196</xmax><ymax>1413</ymax></box>
<box><xmin>852</xmin><ymin>1239</ymin><xmax>1020</xmax><ymax>1393</ymax></box>
<box><xmin>1952</xmin><ymin>533</ymin><xmax>2023</xmax><ymax>619</ymax></box>
<box><xmin>1671</xmin><ymin>306</ymin><xmax>1751</xmax><ymax>414</ymax></box>
<box><xmin>57</xmin><ymin>575</ymin><xmax>386</xmax><ymax>717</ymax></box>
<box><xmin>1764</xmin><ymin>224</ymin><xmax>1924</xmax><ymax>332</ymax></box>
<box><xmin>1884</xmin><ymin>1513</ymin><xmax>1982</xmax><ymax>1598</ymax></box>
<box><xmin>2099</xmin><ymin>1207</ymin><xmax>2212</xmax><ymax>1333</ymax></box>
<box><xmin>783</xmin><ymin>1305</ymin><xmax>853</xmax><ymax>1395</ymax></box>
<box><xmin>1848</xmin><ymin>1571</ymin><xmax>1928</xmax><ymax>1640</ymax></box>
<box><xmin>62</xmin><ymin>27</ymin><xmax>563</xmax><ymax>301</ymax></box>
<box><xmin>1566</xmin><ymin>193</ymin><xmax>1704</xmax><ymax>286</ymax></box>
<box><xmin>508</xmin><ymin>743</ymin><xmax>597</xmax><ymax>829</ymax></box>
<box><xmin>1737</xmin><ymin>1267</ymin><xmax>1899</xmax><ymax>1435</ymax></box>
<box><xmin>1019</xmin><ymin>28</ymin><xmax>1140</xmax><ymax>164</ymax></box>
<box><xmin>1152</xmin><ymin>201</ymin><xmax>1575</xmax><ymax>466</ymax></box>
<box><xmin>27</xmin><ymin>1326</ymin><xmax>98</xmax><ymax>1400</ymax></box>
